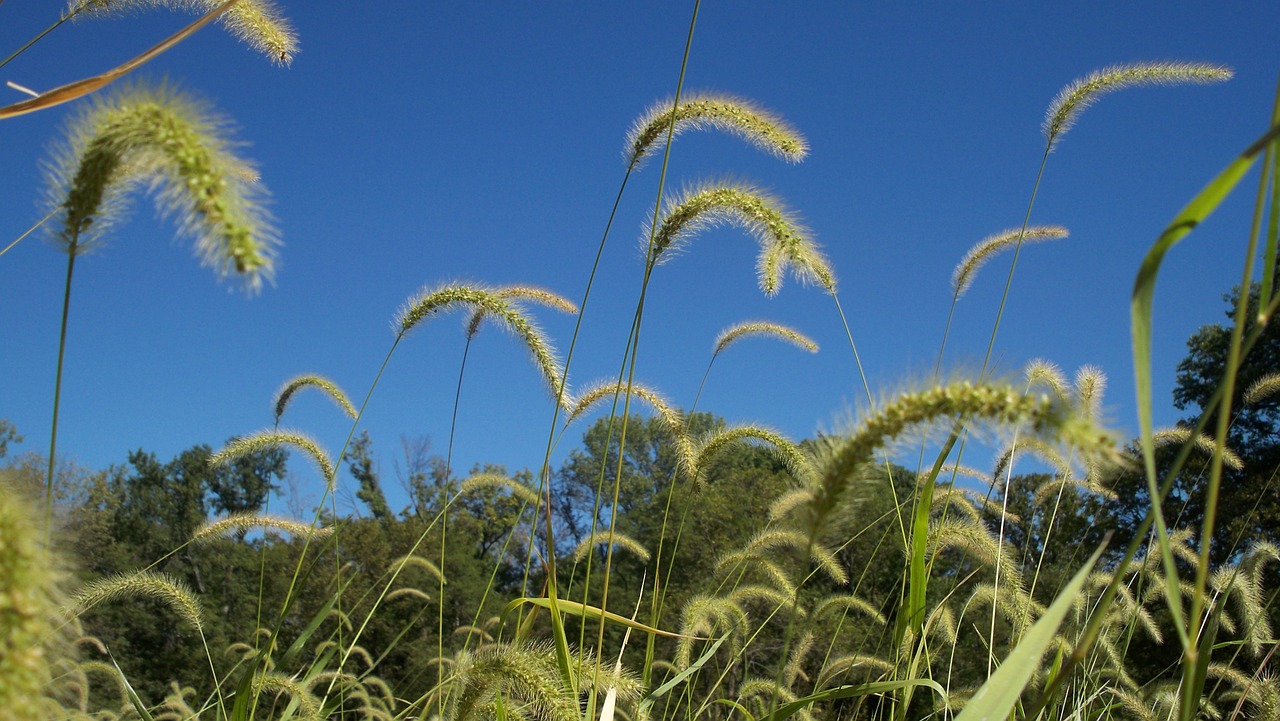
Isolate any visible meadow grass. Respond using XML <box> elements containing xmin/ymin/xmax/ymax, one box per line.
<box><xmin>4</xmin><ymin>4</ymin><xmax>1280</xmax><ymax>721</ymax></box>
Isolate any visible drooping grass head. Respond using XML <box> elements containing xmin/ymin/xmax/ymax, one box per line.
<box><xmin>625</xmin><ymin>93</ymin><xmax>808</xmax><ymax>168</ymax></box>
<box><xmin>72</xmin><ymin>0</ymin><xmax>300</xmax><ymax>65</ymax></box>
<box><xmin>647</xmin><ymin>180</ymin><xmax>835</xmax><ymax>296</ymax></box>
<box><xmin>43</xmin><ymin>81</ymin><xmax>279</xmax><ymax>291</ymax></box>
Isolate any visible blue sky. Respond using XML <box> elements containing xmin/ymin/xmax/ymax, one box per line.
<box><xmin>2</xmin><ymin>1</ymin><xmax>1277</xmax><ymax>514</ymax></box>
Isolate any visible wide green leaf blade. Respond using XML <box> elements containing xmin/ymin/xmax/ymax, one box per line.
<box><xmin>954</xmin><ymin>543</ymin><xmax>1106</xmax><ymax>721</ymax></box>
<box><xmin>502</xmin><ymin>595</ymin><xmax>689</xmax><ymax>638</ymax></box>
<box><xmin>1130</xmin><ymin>130</ymin><xmax>1276</xmax><ymax>642</ymax></box>
<box><xmin>638</xmin><ymin>632</ymin><xmax>730</xmax><ymax>714</ymax></box>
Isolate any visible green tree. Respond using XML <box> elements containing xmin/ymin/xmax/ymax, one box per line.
<box><xmin>348</xmin><ymin>430</ymin><xmax>393</xmax><ymax>524</ymax></box>
<box><xmin>1170</xmin><ymin>282</ymin><xmax>1280</xmax><ymax>563</ymax></box>
<box><xmin>1107</xmin><ymin>282</ymin><xmax>1280</xmax><ymax>566</ymax></box>
<box><xmin>0</xmin><ymin>419</ymin><xmax>20</xmax><ymax>459</ymax></box>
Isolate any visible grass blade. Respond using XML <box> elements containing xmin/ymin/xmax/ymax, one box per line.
<box><xmin>503</xmin><ymin>596</ymin><xmax>688</xmax><ymax>639</ymax></box>
<box><xmin>0</xmin><ymin>0</ymin><xmax>241</xmax><ymax>120</ymax></box>
<box><xmin>955</xmin><ymin>542</ymin><xmax>1107</xmax><ymax>721</ymax></box>
<box><xmin>110</xmin><ymin>653</ymin><xmax>157</xmax><ymax>721</ymax></box>
<box><xmin>1131</xmin><ymin>123</ymin><xmax>1280</xmax><ymax>644</ymax></box>
<box><xmin>637</xmin><ymin>631</ymin><xmax>730</xmax><ymax>714</ymax></box>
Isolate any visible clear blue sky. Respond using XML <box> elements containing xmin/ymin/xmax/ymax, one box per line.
<box><xmin>2</xmin><ymin>2</ymin><xmax>1277</xmax><ymax>514</ymax></box>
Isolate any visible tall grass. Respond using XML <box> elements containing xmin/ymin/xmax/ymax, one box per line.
<box><xmin>5</xmin><ymin>4</ymin><xmax>1280</xmax><ymax>721</ymax></box>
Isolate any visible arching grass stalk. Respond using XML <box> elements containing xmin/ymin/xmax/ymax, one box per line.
<box><xmin>578</xmin><ymin>5</ymin><xmax>705</xmax><ymax>713</ymax></box>
<box><xmin>212</xmin><ymin>283</ymin><xmax>561</xmax><ymax>716</ymax></box>
<box><xmin>40</xmin><ymin>81</ymin><xmax>277</xmax><ymax>542</ymax></box>
<box><xmin>644</xmin><ymin>326</ymin><xmax>815</xmax><ymax>689</ymax></box>
<box><xmin>1026</xmin><ymin>287</ymin><xmax>1280</xmax><ymax>720</ymax></box>
<box><xmin>69</xmin><ymin>0</ymin><xmax>298</xmax><ymax>65</ymax></box>
<box><xmin>73</xmin><ymin>570</ymin><xmax>228</xmax><ymax>719</ymax></box>
<box><xmin>1179</xmin><ymin>87</ymin><xmax>1280</xmax><ymax>721</ymax></box>
<box><xmin>319</xmin><ymin>284</ymin><xmax>565</xmax><ymax>710</ymax></box>
<box><xmin>896</xmin><ymin>63</ymin><xmax>1232</xmax><ymax>714</ymax></box>
<box><xmin>440</xmin><ymin>286</ymin><xmax>575</xmax><ymax>705</ymax></box>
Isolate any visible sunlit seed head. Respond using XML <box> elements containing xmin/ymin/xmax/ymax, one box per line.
<box><xmin>648</xmin><ymin>180</ymin><xmax>834</xmax><ymax>295</ymax></box>
<box><xmin>950</xmin><ymin>225</ymin><xmax>1068</xmax><ymax>299</ymax></box>
<box><xmin>625</xmin><ymin>93</ymin><xmax>807</xmax><ymax>168</ymax></box>
<box><xmin>272</xmin><ymin>373</ymin><xmax>357</xmax><ymax>424</ymax></box>
<box><xmin>1043</xmin><ymin>62</ymin><xmax>1232</xmax><ymax>149</ymax></box>
<box><xmin>43</xmin><ymin>81</ymin><xmax>278</xmax><ymax>292</ymax></box>
<box><xmin>72</xmin><ymin>0</ymin><xmax>299</xmax><ymax>65</ymax></box>
<box><xmin>713</xmin><ymin>321</ymin><xmax>818</xmax><ymax>356</ymax></box>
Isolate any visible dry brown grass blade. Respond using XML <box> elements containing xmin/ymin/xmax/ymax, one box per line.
<box><xmin>0</xmin><ymin>0</ymin><xmax>241</xmax><ymax>120</ymax></box>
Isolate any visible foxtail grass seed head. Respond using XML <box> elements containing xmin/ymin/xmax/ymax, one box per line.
<box><xmin>192</xmin><ymin>512</ymin><xmax>330</xmax><ymax>543</ymax></box>
<box><xmin>391</xmin><ymin>554</ymin><xmax>447</xmax><ymax>585</ymax></box>
<box><xmin>459</xmin><ymin>473</ymin><xmax>541</xmax><ymax>507</ymax></box>
<box><xmin>0</xmin><ymin>485</ymin><xmax>67</xmax><ymax>718</ymax></box>
<box><xmin>812</xmin><ymin>593</ymin><xmax>886</xmax><ymax>626</ymax></box>
<box><xmin>73</xmin><ymin>570</ymin><xmax>204</xmax><ymax>633</ymax></box>
<box><xmin>1024</xmin><ymin>359</ymin><xmax>1068</xmax><ymax>401</ymax></box>
<box><xmin>72</xmin><ymin>0</ymin><xmax>298</xmax><ymax>65</ymax></box>
<box><xmin>272</xmin><ymin>373</ymin><xmax>357</xmax><ymax>424</ymax></box>
<box><xmin>1074</xmin><ymin>365</ymin><xmax>1107</xmax><ymax>420</ymax></box>
<box><xmin>806</xmin><ymin>381</ymin><xmax>1118</xmax><ymax>536</ymax></box>
<box><xmin>211</xmin><ymin>429</ymin><xmax>334</xmax><ymax>484</ymax></box>
<box><xmin>466</xmin><ymin>285</ymin><xmax>577</xmax><ymax>339</ymax></box>
<box><xmin>1151</xmin><ymin>427</ymin><xmax>1244</xmax><ymax>470</ymax></box>
<box><xmin>713</xmin><ymin>321</ymin><xmax>818</xmax><ymax>356</ymax></box>
<box><xmin>625</xmin><ymin>93</ymin><xmax>808</xmax><ymax>168</ymax></box>
<box><xmin>448</xmin><ymin>642</ymin><xmax>582</xmax><ymax>721</ymax></box>
<box><xmin>1043</xmin><ymin>62</ymin><xmax>1233</xmax><ymax>149</ymax></box>
<box><xmin>950</xmin><ymin>226</ymin><xmax>1068</xmax><ymax>298</ymax></box>
<box><xmin>571</xmin><ymin>530</ymin><xmax>650</xmax><ymax>564</ymax></box>
<box><xmin>565</xmin><ymin>380</ymin><xmax>695</xmax><ymax>475</ymax></box>
<box><xmin>648</xmin><ymin>181</ymin><xmax>835</xmax><ymax>295</ymax></box>
<box><xmin>692</xmin><ymin>425</ymin><xmax>814</xmax><ymax>487</ymax></box>
<box><xmin>1244</xmin><ymin>373</ymin><xmax>1280</xmax><ymax>406</ymax></box>
<box><xmin>44</xmin><ymin>81</ymin><xmax>279</xmax><ymax>291</ymax></box>
<box><xmin>394</xmin><ymin>282</ymin><xmax>570</xmax><ymax>407</ymax></box>
<box><xmin>255</xmin><ymin>673</ymin><xmax>321</xmax><ymax>721</ymax></box>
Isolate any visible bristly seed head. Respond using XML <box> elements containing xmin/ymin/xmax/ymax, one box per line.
<box><xmin>804</xmin><ymin>381</ymin><xmax>1118</xmax><ymax>537</ymax></box>
<box><xmin>1043</xmin><ymin>62</ymin><xmax>1232</xmax><ymax>149</ymax></box>
<box><xmin>394</xmin><ymin>282</ymin><xmax>571</xmax><ymax>409</ymax></box>
<box><xmin>713</xmin><ymin>321</ymin><xmax>818</xmax><ymax>357</ymax></box>
<box><xmin>211</xmin><ymin>429</ymin><xmax>334</xmax><ymax>485</ymax></box>
<box><xmin>626</xmin><ymin>93</ymin><xmax>808</xmax><ymax>168</ymax></box>
<box><xmin>648</xmin><ymin>181</ymin><xmax>835</xmax><ymax>296</ymax></box>
<box><xmin>273</xmin><ymin>373</ymin><xmax>357</xmax><ymax>424</ymax></box>
<box><xmin>71</xmin><ymin>0</ymin><xmax>299</xmax><ymax>65</ymax></box>
<box><xmin>951</xmin><ymin>225</ymin><xmax>1068</xmax><ymax>299</ymax></box>
<box><xmin>465</xmin><ymin>285</ymin><xmax>577</xmax><ymax>340</ymax></box>
<box><xmin>43</xmin><ymin>81</ymin><xmax>278</xmax><ymax>292</ymax></box>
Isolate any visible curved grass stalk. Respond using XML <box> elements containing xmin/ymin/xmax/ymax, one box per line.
<box><xmin>1044</xmin><ymin>62</ymin><xmax>1233</xmax><ymax>150</ymax></box>
<box><xmin>439</xmin><ymin>284</ymin><xmax>575</xmax><ymax>703</ymax></box>
<box><xmin>691</xmin><ymin>320</ymin><xmax>817</xmax><ymax>418</ymax></box>
<box><xmin>913</xmin><ymin>64</ymin><xmax>1233</xmax><ymax>716</ymax></box>
<box><xmin>191</xmin><ymin>511</ymin><xmax>332</xmax><ymax>543</ymax></box>
<box><xmin>690</xmin><ymin>424</ymin><xmax>814</xmax><ymax>488</ymax></box>
<box><xmin>572</xmin><ymin>530</ymin><xmax>650</xmax><ymax>564</ymax></box>
<box><xmin>647</xmin><ymin>323</ymin><xmax>818</xmax><ymax>694</ymax></box>
<box><xmin>73</xmin><ymin>570</ymin><xmax>227</xmax><ymax>717</ymax></box>
<box><xmin>41</xmin><ymin>81</ymin><xmax>276</xmax><ymax>539</ymax></box>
